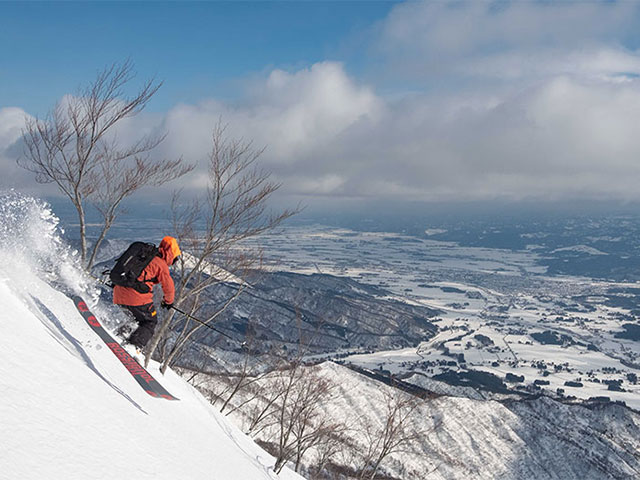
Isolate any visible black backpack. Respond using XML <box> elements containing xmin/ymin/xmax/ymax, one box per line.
<box><xmin>109</xmin><ymin>242</ymin><xmax>159</xmax><ymax>293</ymax></box>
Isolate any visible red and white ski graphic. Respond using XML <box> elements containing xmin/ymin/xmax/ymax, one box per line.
<box><xmin>72</xmin><ymin>296</ymin><xmax>178</xmax><ymax>401</ymax></box>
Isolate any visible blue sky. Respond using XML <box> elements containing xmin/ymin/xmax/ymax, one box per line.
<box><xmin>3</xmin><ymin>1</ymin><xmax>640</xmax><ymax>210</ymax></box>
<box><xmin>1</xmin><ymin>1</ymin><xmax>395</xmax><ymax>115</ymax></box>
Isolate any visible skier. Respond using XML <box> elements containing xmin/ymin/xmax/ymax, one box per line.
<box><xmin>112</xmin><ymin>236</ymin><xmax>181</xmax><ymax>354</ymax></box>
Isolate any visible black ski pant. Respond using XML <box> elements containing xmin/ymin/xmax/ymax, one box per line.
<box><xmin>123</xmin><ymin>303</ymin><xmax>158</xmax><ymax>348</ymax></box>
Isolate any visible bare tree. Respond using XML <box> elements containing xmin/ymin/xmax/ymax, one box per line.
<box><xmin>290</xmin><ymin>382</ymin><xmax>343</xmax><ymax>474</ymax></box>
<box><xmin>270</xmin><ymin>365</ymin><xmax>328</xmax><ymax>473</ymax></box>
<box><xmin>252</xmin><ymin>316</ymin><xmax>337</xmax><ymax>474</ymax></box>
<box><xmin>145</xmin><ymin>122</ymin><xmax>298</xmax><ymax>372</ymax></box>
<box><xmin>308</xmin><ymin>427</ymin><xmax>351</xmax><ymax>479</ymax></box>
<box><xmin>19</xmin><ymin>60</ymin><xmax>193</xmax><ymax>269</ymax></box>
<box><xmin>218</xmin><ymin>342</ymin><xmax>291</xmax><ymax>417</ymax></box>
<box><xmin>356</xmin><ymin>389</ymin><xmax>425</xmax><ymax>480</ymax></box>
<box><xmin>194</xmin><ymin>322</ymin><xmax>285</xmax><ymax>416</ymax></box>
<box><xmin>199</xmin><ymin>313</ymin><xmax>341</xmax><ymax>475</ymax></box>
<box><xmin>245</xmin><ymin>380</ymin><xmax>286</xmax><ymax>436</ymax></box>
<box><xmin>214</xmin><ymin>326</ymin><xmax>261</xmax><ymax>413</ymax></box>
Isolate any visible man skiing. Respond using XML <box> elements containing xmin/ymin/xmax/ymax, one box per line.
<box><xmin>112</xmin><ymin>236</ymin><xmax>181</xmax><ymax>353</ymax></box>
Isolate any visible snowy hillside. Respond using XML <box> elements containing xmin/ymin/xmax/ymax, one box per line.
<box><xmin>0</xmin><ymin>192</ymin><xmax>301</xmax><ymax>480</ymax></box>
<box><xmin>193</xmin><ymin>361</ymin><xmax>640</xmax><ymax>480</ymax></box>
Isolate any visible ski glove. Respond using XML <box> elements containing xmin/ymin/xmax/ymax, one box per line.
<box><xmin>161</xmin><ymin>300</ymin><xmax>173</xmax><ymax>310</ymax></box>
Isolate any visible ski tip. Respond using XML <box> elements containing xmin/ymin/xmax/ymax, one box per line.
<box><xmin>146</xmin><ymin>390</ymin><xmax>179</xmax><ymax>401</ymax></box>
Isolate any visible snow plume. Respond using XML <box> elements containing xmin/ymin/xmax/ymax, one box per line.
<box><xmin>0</xmin><ymin>190</ymin><xmax>90</xmax><ymax>296</ymax></box>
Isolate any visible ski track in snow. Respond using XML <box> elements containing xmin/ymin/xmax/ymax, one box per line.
<box><xmin>28</xmin><ymin>294</ymin><xmax>145</xmax><ymax>412</ymax></box>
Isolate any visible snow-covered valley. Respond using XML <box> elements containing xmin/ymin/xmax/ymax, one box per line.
<box><xmin>251</xmin><ymin>226</ymin><xmax>640</xmax><ymax>411</ymax></box>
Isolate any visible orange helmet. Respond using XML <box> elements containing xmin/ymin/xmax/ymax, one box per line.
<box><xmin>159</xmin><ymin>236</ymin><xmax>181</xmax><ymax>265</ymax></box>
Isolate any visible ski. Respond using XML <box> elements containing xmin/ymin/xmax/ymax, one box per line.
<box><xmin>71</xmin><ymin>295</ymin><xmax>178</xmax><ymax>401</ymax></box>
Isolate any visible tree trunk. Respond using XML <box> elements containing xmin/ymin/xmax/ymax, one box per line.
<box><xmin>74</xmin><ymin>197</ymin><xmax>87</xmax><ymax>266</ymax></box>
<box><xmin>86</xmin><ymin>217</ymin><xmax>113</xmax><ymax>271</ymax></box>
<box><xmin>160</xmin><ymin>340</ymin><xmax>183</xmax><ymax>374</ymax></box>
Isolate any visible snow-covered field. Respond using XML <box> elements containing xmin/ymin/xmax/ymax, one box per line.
<box><xmin>0</xmin><ymin>192</ymin><xmax>301</xmax><ymax>480</ymax></box>
<box><xmin>253</xmin><ymin>226</ymin><xmax>640</xmax><ymax>410</ymax></box>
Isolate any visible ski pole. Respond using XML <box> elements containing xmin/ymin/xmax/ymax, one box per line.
<box><xmin>170</xmin><ymin>305</ymin><xmax>244</xmax><ymax>345</ymax></box>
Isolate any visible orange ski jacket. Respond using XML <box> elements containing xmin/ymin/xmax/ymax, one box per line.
<box><xmin>113</xmin><ymin>237</ymin><xmax>179</xmax><ymax>307</ymax></box>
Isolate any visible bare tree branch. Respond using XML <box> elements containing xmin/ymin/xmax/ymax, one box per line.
<box><xmin>19</xmin><ymin>60</ymin><xmax>193</xmax><ymax>269</ymax></box>
<box><xmin>357</xmin><ymin>388</ymin><xmax>425</xmax><ymax>480</ymax></box>
<box><xmin>145</xmin><ymin>121</ymin><xmax>299</xmax><ymax>372</ymax></box>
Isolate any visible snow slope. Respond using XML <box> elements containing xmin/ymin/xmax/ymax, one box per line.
<box><xmin>196</xmin><ymin>360</ymin><xmax>640</xmax><ymax>479</ymax></box>
<box><xmin>0</xmin><ymin>192</ymin><xmax>301</xmax><ymax>480</ymax></box>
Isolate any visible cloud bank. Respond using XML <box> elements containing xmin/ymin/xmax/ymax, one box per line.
<box><xmin>0</xmin><ymin>107</ymin><xmax>46</xmax><ymax>196</ymax></box>
<box><xmin>3</xmin><ymin>1</ymin><xmax>640</xmax><ymax>208</ymax></box>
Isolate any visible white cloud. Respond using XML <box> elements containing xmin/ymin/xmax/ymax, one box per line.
<box><xmin>10</xmin><ymin>61</ymin><xmax>640</xmax><ymax>204</ymax></box>
<box><xmin>7</xmin><ymin>2</ymin><xmax>640</xmax><ymax>207</ymax></box>
<box><xmin>0</xmin><ymin>107</ymin><xmax>42</xmax><ymax>194</ymax></box>
<box><xmin>162</xmin><ymin>62</ymin><xmax>381</xmax><ymax>164</ymax></box>
<box><xmin>156</xmin><ymin>62</ymin><xmax>382</xmax><ymax>192</ymax></box>
<box><xmin>285</xmin><ymin>174</ymin><xmax>346</xmax><ymax>196</ymax></box>
<box><xmin>380</xmin><ymin>1</ymin><xmax>637</xmax><ymax>58</ymax></box>
<box><xmin>297</xmin><ymin>0</ymin><xmax>640</xmax><ymax>203</ymax></box>
<box><xmin>331</xmin><ymin>75</ymin><xmax>640</xmax><ymax>202</ymax></box>
<box><xmin>0</xmin><ymin>107</ymin><xmax>29</xmax><ymax>150</ymax></box>
<box><xmin>373</xmin><ymin>1</ymin><xmax>640</xmax><ymax>95</ymax></box>
<box><xmin>255</xmin><ymin>62</ymin><xmax>382</xmax><ymax>160</ymax></box>
<box><xmin>459</xmin><ymin>47</ymin><xmax>640</xmax><ymax>82</ymax></box>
